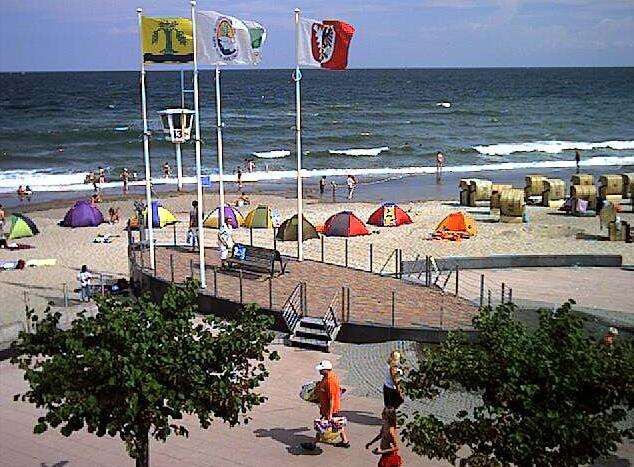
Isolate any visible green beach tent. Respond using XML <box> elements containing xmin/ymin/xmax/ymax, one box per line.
<box><xmin>276</xmin><ymin>214</ymin><xmax>319</xmax><ymax>241</ymax></box>
<box><xmin>8</xmin><ymin>213</ymin><xmax>39</xmax><ymax>239</ymax></box>
<box><xmin>244</xmin><ymin>205</ymin><xmax>273</xmax><ymax>229</ymax></box>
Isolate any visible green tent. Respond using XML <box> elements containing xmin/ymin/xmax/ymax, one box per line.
<box><xmin>276</xmin><ymin>215</ymin><xmax>319</xmax><ymax>241</ymax></box>
<box><xmin>244</xmin><ymin>205</ymin><xmax>273</xmax><ymax>229</ymax></box>
<box><xmin>8</xmin><ymin>213</ymin><xmax>39</xmax><ymax>239</ymax></box>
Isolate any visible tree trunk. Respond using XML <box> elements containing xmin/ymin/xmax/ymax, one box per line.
<box><xmin>135</xmin><ymin>430</ymin><xmax>149</xmax><ymax>467</ymax></box>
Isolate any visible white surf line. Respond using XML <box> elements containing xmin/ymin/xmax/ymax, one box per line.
<box><xmin>3</xmin><ymin>155</ymin><xmax>633</xmax><ymax>193</ymax></box>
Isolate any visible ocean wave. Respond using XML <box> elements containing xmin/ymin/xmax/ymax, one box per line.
<box><xmin>1</xmin><ymin>155</ymin><xmax>633</xmax><ymax>193</ymax></box>
<box><xmin>473</xmin><ymin>140</ymin><xmax>634</xmax><ymax>156</ymax></box>
<box><xmin>328</xmin><ymin>147</ymin><xmax>390</xmax><ymax>157</ymax></box>
<box><xmin>252</xmin><ymin>150</ymin><xmax>290</xmax><ymax>159</ymax></box>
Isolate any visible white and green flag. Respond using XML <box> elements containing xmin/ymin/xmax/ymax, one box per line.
<box><xmin>195</xmin><ymin>10</ymin><xmax>266</xmax><ymax>65</ymax></box>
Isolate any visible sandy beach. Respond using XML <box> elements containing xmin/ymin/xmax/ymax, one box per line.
<box><xmin>1</xmin><ymin>179</ymin><xmax>633</xmax><ymax>348</ymax></box>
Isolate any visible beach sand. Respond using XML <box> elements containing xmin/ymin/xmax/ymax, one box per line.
<box><xmin>1</xmin><ymin>184</ymin><xmax>633</xmax><ymax>348</ymax></box>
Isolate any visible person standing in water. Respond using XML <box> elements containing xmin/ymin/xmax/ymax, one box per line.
<box><xmin>346</xmin><ymin>175</ymin><xmax>356</xmax><ymax>200</ymax></box>
<box><xmin>319</xmin><ymin>176</ymin><xmax>327</xmax><ymax>198</ymax></box>
<box><xmin>236</xmin><ymin>166</ymin><xmax>243</xmax><ymax>190</ymax></box>
<box><xmin>436</xmin><ymin>151</ymin><xmax>445</xmax><ymax>180</ymax></box>
<box><xmin>575</xmin><ymin>150</ymin><xmax>581</xmax><ymax>174</ymax></box>
<box><xmin>163</xmin><ymin>162</ymin><xmax>171</xmax><ymax>178</ymax></box>
<box><xmin>120</xmin><ymin>168</ymin><xmax>129</xmax><ymax>194</ymax></box>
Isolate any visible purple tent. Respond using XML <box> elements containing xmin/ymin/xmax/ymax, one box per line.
<box><xmin>61</xmin><ymin>200</ymin><xmax>104</xmax><ymax>227</ymax></box>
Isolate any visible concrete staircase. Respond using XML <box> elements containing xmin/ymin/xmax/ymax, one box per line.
<box><xmin>289</xmin><ymin>316</ymin><xmax>339</xmax><ymax>352</ymax></box>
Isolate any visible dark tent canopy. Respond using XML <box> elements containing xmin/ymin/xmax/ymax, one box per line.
<box><xmin>61</xmin><ymin>200</ymin><xmax>104</xmax><ymax>227</ymax></box>
<box><xmin>276</xmin><ymin>215</ymin><xmax>319</xmax><ymax>241</ymax></box>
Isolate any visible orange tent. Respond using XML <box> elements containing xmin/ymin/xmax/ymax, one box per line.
<box><xmin>435</xmin><ymin>212</ymin><xmax>477</xmax><ymax>237</ymax></box>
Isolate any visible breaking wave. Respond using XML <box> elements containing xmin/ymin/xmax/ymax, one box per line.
<box><xmin>473</xmin><ymin>140</ymin><xmax>634</xmax><ymax>156</ymax></box>
<box><xmin>252</xmin><ymin>150</ymin><xmax>290</xmax><ymax>159</ymax></box>
<box><xmin>328</xmin><ymin>146</ymin><xmax>390</xmax><ymax>157</ymax></box>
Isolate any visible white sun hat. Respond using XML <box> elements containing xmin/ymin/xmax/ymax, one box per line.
<box><xmin>608</xmin><ymin>327</ymin><xmax>619</xmax><ymax>335</ymax></box>
<box><xmin>315</xmin><ymin>360</ymin><xmax>333</xmax><ymax>371</ymax></box>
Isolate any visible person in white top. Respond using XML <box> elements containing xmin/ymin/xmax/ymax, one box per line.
<box><xmin>77</xmin><ymin>265</ymin><xmax>92</xmax><ymax>302</ymax></box>
<box><xmin>217</xmin><ymin>220</ymin><xmax>234</xmax><ymax>267</ymax></box>
<box><xmin>346</xmin><ymin>175</ymin><xmax>356</xmax><ymax>200</ymax></box>
<box><xmin>383</xmin><ymin>350</ymin><xmax>404</xmax><ymax>409</ymax></box>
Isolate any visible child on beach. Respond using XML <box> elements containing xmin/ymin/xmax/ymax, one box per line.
<box><xmin>77</xmin><ymin>265</ymin><xmax>92</xmax><ymax>302</ymax></box>
<box><xmin>98</xmin><ymin>166</ymin><xmax>106</xmax><ymax>184</ymax></box>
<box><xmin>365</xmin><ymin>407</ymin><xmax>403</xmax><ymax>466</ymax></box>
<box><xmin>163</xmin><ymin>162</ymin><xmax>171</xmax><ymax>178</ymax></box>
<box><xmin>108</xmin><ymin>207</ymin><xmax>120</xmax><ymax>224</ymax></box>
<box><xmin>120</xmin><ymin>168</ymin><xmax>129</xmax><ymax>194</ymax></box>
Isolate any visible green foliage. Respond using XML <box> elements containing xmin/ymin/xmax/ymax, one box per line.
<box><xmin>11</xmin><ymin>279</ymin><xmax>279</xmax><ymax>462</ymax></box>
<box><xmin>402</xmin><ymin>301</ymin><xmax>634</xmax><ymax>467</ymax></box>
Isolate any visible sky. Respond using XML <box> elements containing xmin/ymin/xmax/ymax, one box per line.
<box><xmin>1</xmin><ymin>0</ymin><xmax>633</xmax><ymax>71</ymax></box>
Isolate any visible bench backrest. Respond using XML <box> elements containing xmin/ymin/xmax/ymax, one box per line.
<box><xmin>232</xmin><ymin>243</ymin><xmax>278</xmax><ymax>266</ymax></box>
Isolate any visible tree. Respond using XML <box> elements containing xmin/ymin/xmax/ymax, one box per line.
<box><xmin>11</xmin><ymin>280</ymin><xmax>279</xmax><ymax>467</ymax></box>
<box><xmin>402</xmin><ymin>301</ymin><xmax>634</xmax><ymax>467</ymax></box>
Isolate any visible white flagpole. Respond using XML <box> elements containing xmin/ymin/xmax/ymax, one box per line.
<box><xmin>294</xmin><ymin>8</ymin><xmax>304</xmax><ymax>261</ymax></box>
<box><xmin>215</xmin><ymin>66</ymin><xmax>226</xmax><ymax>225</ymax></box>
<box><xmin>137</xmin><ymin>8</ymin><xmax>155</xmax><ymax>270</ymax></box>
<box><xmin>191</xmin><ymin>0</ymin><xmax>207</xmax><ymax>288</ymax></box>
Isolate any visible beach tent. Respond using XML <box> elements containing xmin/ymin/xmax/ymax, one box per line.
<box><xmin>203</xmin><ymin>205</ymin><xmax>244</xmax><ymax>229</ymax></box>
<box><xmin>435</xmin><ymin>212</ymin><xmax>477</xmax><ymax>237</ymax></box>
<box><xmin>7</xmin><ymin>213</ymin><xmax>39</xmax><ymax>239</ymax></box>
<box><xmin>61</xmin><ymin>200</ymin><xmax>104</xmax><ymax>227</ymax></box>
<box><xmin>323</xmin><ymin>211</ymin><xmax>369</xmax><ymax>237</ymax></box>
<box><xmin>143</xmin><ymin>201</ymin><xmax>177</xmax><ymax>228</ymax></box>
<box><xmin>276</xmin><ymin>215</ymin><xmax>319</xmax><ymax>241</ymax></box>
<box><xmin>244</xmin><ymin>205</ymin><xmax>273</xmax><ymax>229</ymax></box>
<box><xmin>367</xmin><ymin>202</ymin><xmax>413</xmax><ymax>227</ymax></box>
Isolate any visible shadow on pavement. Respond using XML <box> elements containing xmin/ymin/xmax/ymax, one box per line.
<box><xmin>591</xmin><ymin>456</ymin><xmax>631</xmax><ymax>467</ymax></box>
<box><xmin>338</xmin><ymin>410</ymin><xmax>383</xmax><ymax>426</ymax></box>
<box><xmin>254</xmin><ymin>426</ymin><xmax>323</xmax><ymax>456</ymax></box>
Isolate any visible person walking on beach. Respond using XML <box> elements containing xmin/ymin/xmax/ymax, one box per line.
<box><xmin>302</xmin><ymin>359</ymin><xmax>350</xmax><ymax>451</ymax></box>
<box><xmin>188</xmin><ymin>200</ymin><xmax>199</xmax><ymax>252</ymax></box>
<box><xmin>217</xmin><ymin>219</ymin><xmax>234</xmax><ymax>268</ymax></box>
<box><xmin>383</xmin><ymin>350</ymin><xmax>404</xmax><ymax>409</ymax></box>
<box><xmin>0</xmin><ymin>203</ymin><xmax>5</xmax><ymax>233</ymax></box>
<box><xmin>365</xmin><ymin>407</ymin><xmax>403</xmax><ymax>467</ymax></box>
<box><xmin>575</xmin><ymin>150</ymin><xmax>581</xmax><ymax>174</ymax></box>
<box><xmin>236</xmin><ymin>166</ymin><xmax>243</xmax><ymax>190</ymax></box>
<box><xmin>319</xmin><ymin>176</ymin><xmax>327</xmax><ymax>198</ymax></box>
<box><xmin>436</xmin><ymin>151</ymin><xmax>445</xmax><ymax>180</ymax></box>
<box><xmin>163</xmin><ymin>162</ymin><xmax>171</xmax><ymax>178</ymax></box>
<box><xmin>77</xmin><ymin>265</ymin><xmax>92</xmax><ymax>302</ymax></box>
<box><xmin>98</xmin><ymin>166</ymin><xmax>106</xmax><ymax>184</ymax></box>
<box><xmin>347</xmin><ymin>175</ymin><xmax>356</xmax><ymax>200</ymax></box>
<box><xmin>120</xmin><ymin>168</ymin><xmax>129</xmax><ymax>194</ymax></box>
<box><xmin>331</xmin><ymin>180</ymin><xmax>338</xmax><ymax>202</ymax></box>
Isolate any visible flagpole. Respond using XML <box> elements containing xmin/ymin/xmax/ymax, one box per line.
<box><xmin>294</xmin><ymin>8</ymin><xmax>304</xmax><ymax>261</ymax></box>
<box><xmin>137</xmin><ymin>8</ymin><xmax>155</xmax><ymax>270</ymax></box>
<box><xmin>191</xmin><ymin>0</ymin><xmax>207</xmax><ymax>288</ymax></box>
<box><xmin>215</xmin><ymin>66</ymin><xmax>226</xmax><ymax>225</ymax></box>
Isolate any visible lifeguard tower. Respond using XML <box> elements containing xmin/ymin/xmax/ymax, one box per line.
<box><xmin>158</xmin><ymin>108</ymin><xmax>195</xmax><ymax>191</ymax></box>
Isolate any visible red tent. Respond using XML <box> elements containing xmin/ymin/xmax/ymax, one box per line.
<box><xmin>324</xmin><ymin>211</ymin><xmax>369</xmax><ymax>237</ymax></box>
<box><xmin>367</xmin><ymin>203</ymin><xmax>412</xmax><ymax>227</ymax></box>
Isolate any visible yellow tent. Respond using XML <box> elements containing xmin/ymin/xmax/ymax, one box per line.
<box><xmin>435</xmin><ymin>211</ymin><xmax>477</xmax><ymax>237</ymax></box>
<box><xmin>243</xmin><ymin>205</ymin><xmax>273</xmax><ymax>229</ymax></box>
<box><xmin>142</xmin><ymin>205</ymin><xmax>177</xmax><ymax>228</ymax></box>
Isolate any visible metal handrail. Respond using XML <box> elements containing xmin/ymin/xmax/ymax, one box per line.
<box><xmin>378</xmin><ymin>248</ymin><xmax>397</xmax><ymax>276</ymax></box>
<box><xmin>281</xmin><ymin>283</ymin><xmax>302</xmax><ymax>333</ymax></box>
<box><xmin>322</xmin><ymin>291</ymin><xmax>340</xmax><ymax>339</ymax></box>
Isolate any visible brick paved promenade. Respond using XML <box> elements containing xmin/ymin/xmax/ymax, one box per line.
<box><xmin>150</xmin><ymin>246</ymin><xmax>477</xmax><ymax>330</ymax></box>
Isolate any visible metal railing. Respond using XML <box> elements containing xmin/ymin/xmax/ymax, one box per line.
<box><xmin>322</xmin><ymin>290</ymin><xmax>341</xmax><ymax>339</ymax></box>
<box><xmin>281</xmin><ymin>282</ymin><xmax>303</xmax><ymax>333</ymax></box>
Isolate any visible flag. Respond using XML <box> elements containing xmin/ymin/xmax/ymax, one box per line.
<box><xmin>195</xmin><ymin>11</ymin><xmax>266</xmax><ymax>65</ymax></box>
<box><xmin>298</xmin><ymin>18</ymin><xmax>354</xmax><ymax>70</ymax></box>
<box><xmin>141</xmin><ymin>17</ymin><xmax>193</xmax><ymax>64</ymax></box>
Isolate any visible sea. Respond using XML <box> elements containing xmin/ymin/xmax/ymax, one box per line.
<box><xmin>1</xmin><ymin>68</ymin><xmax>633</xmax><ymax>195</ymax></box>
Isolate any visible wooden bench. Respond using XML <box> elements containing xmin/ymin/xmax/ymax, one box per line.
<box><xmin>226</xmin><ymin>243</ymin><xmax>287</xmax><ymax>277</ymax></box>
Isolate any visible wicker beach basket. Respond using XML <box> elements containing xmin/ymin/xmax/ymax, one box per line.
<box><xmin>468</xmin><ymin>179</ymin><xmax>493</xmax><ymax>206</ymax></box>
<box><xmin>524</xmin><ymin>175</ymin><xmax>547</xmax><ymax>198</ymax></box>
<box><xmin>571</xmin><ymin>184</ymin><xmax>597</xmax><ymax>211</ymax></box>
<box><xmin>500</xmin><ymin>189</ymin><xmax>526</xmax><ymax>221</ymax></box>
<box><xmin>570</xmin><ymin>173</ymin><xmax>594</xmax><ymax>187</ymax></box>
<box><xmin>541</xmin><ymin>178</ymin><xmax>566</xmax><ymax>206</ymax></box>
<box><xmin>622</xmin><ymin>173</ymin><xmax>634</xmax><ymax>199</ymax></box>
<box><xmin>598</xmin><ymin>174</ymin><xmax>623</xmax><ymax>199</ymax></box>
<box><xmin>490</xmin><ymin>185</ymin><xmax>513</xmax><ymax>211</ymax></box>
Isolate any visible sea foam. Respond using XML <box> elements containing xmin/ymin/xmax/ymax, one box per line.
<box><xmin>473</xmin><ymin>140</ymin><xmax>634</xmax><ymax>156</ymax></box>
<box><xmin>328</xmin><ymin>146</ymin><xmax>390</xmax><ymax>156</ymax></box>
<box><xmin>252</xmin><ymin>150</ymin><xmax>290</xmax><ymax>159</ymax></box>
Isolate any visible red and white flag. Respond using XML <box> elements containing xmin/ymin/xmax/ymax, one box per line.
<box><xmin>298</xmin><ymin>18</ymin><xmax>355</xmax><ymax>70</ymax></box>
